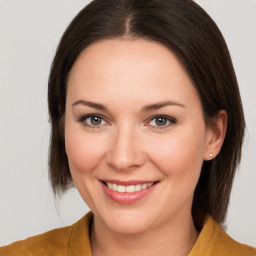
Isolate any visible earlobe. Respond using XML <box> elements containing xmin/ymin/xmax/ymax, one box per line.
<box><xmin>204</xmin><ymin>110</ymin><xmax>228</xmax><ymax>161</ymax></box>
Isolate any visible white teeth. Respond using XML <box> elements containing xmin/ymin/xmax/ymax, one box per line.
<box><xmin>117</xmin><ymin>185</ymin><xmax>126</xmax><ymax>192</ymax></box>
<box><xmin>107</xmin><ymin>182</ymin><xmax>113</xmax><ymax>189</ymax></box>
<box><xmin>106</xmin><ymin>182</ymin><xmax>155</xmax><ymax>193</ymax></box>
<box><xmin>142</xmin><ymin>184</ymin><xmax>147</xmax><ymax>189</ymax></box>
<box><xmin>126</xmin><ymin>185</ymin><xmax>135</xmax><ymax>192</ymax></box>
<box><xmin>135</xmin><ymin>184</ymin><xmax>142</xmax><ymax>191</ymax></box>
<box><xmin>112</xmin><ymin>183</ymin><xmax>118</xmax><ymax>191</ymax></box>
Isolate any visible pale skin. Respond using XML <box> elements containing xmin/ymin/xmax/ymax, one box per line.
<box><xmin>65</xmin><ymin>39</ymin><xmax>227</xmax><ymax>256</ymax></box>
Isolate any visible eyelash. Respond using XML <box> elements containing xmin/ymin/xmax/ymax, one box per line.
<box><xmin>79</xmin><ymin>114</ymin><xmax>108</xmax><ymax>129</ymax></box>
<box><xmin>146</xmin><ymin>115</ymin><xmax>177</xmax><ymax>129</ymax></box>
<box><xmin>78</xmin><ymin>114</ymin><xmax>177</xmax><ymax>129</ymax></box>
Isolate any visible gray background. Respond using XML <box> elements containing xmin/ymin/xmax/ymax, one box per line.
<box><xmin>0</xmin><ymin>0</ymin><xmax>255</xmax><ymax>247</ymax></box>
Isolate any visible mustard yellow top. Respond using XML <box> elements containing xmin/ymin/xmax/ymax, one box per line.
<box><xmin>1</xmin><ymin>211</ymin><xmax>255</xmax><ymax>256</ymax></box>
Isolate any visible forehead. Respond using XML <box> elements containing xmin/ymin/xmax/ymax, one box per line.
<box><xmin>67</xmin><ymin>39</ymin><xmax>200</xmax><ymax>110</ymax></box>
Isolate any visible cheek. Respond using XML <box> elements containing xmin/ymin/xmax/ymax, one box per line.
<box><xmin>148</xmin><ymin>126</ymin><xmax>206</xmax><ymax>186</ymax></box>
<box><xmin>65</xmin><ymin>127</ymin><xmax>106</xmax><ymax>175</ymax></box>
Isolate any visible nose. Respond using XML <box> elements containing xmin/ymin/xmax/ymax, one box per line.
<box><xmin>106</xmin><ymin>124</ymin><xmax>146</xmax><ymax>171</ymax></box>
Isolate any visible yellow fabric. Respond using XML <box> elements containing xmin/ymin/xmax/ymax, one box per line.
<box><xmin>1</xmin><ymin>212</ymin><xmax>255</xmax><ymax>256</ymax></box>
<box><xmin>0</xmin><ymin>212</ymin><xmax>93</xmax><ymax>256</ymax></box>
<box><xmin>188</xmin><ymin>216</ymin><xmax>256</xmax><ymax>256</ymax></box>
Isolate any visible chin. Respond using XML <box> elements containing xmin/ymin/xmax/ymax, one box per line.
<box><xmin>100</xmin><ymin>208</ymin><xmax>155</xmax><ymax>235</ymax></box>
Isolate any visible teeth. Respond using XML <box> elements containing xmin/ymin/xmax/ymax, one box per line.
<box><xmin>107</xmin><ymin>182</ymin><xmax>113</xmax><ymax>189</ymax></box>
<box><xmin>147</xmin><ymin>182</ymin><xmax>153</xmax><ymax>187</ymax></box>
<box><xmin>106</xmin><ymin>182</ymin><xmax>154</xmax><ymax>193</ymax></box>
<box><xmin>126</xmin><ymin>185</ymin><xmax>135</xmax><ymax>192</ymax></box>
<box><xmin>117</xmin><ymin>185</ymin><xmax>126</xmax><ymax>192</ymax></box>
<box><xmin>135</xmin><ymin>184</ymin><xmax>142</xmax><ymax>191</ymax></box>
<box><xmin>112</xmin><ymin>183</ymin><xmax>118</xmax><ymax>191</ymax></box>
<box><xmin>142</xmin><ymin>184</ymin><xmax>147</xmax><ymax>189</ymax></box>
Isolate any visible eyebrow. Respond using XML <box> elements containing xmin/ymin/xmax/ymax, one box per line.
<box><xmin>141</xmin><ymin>101</ymin><xmax>186</xmax><ymax>112</ymax></box>
<box><xmin>72</xmin><ymin>100</ymin><xmax>108</xmax><ymax>111</ymax></box>
<box><xmin>72</xmin><ymin>100</ymin><xmax>185</xmax><ymax>112</ymax></box>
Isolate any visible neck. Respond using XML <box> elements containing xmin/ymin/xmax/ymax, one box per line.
<box><xmin>90</xmin><ymin>212</ymin><xmax>199</xmax><ymax>256</ymax></box>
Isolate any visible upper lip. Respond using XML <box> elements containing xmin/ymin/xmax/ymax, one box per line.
<box><xmin>100</xmin><ymin>179</ymin><xmax>158</xmax><ymax>186</ymax></box>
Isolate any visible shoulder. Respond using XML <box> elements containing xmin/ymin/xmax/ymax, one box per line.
<box><xmin>213</xmin><ymin>222</ymin><xmax>256</xmax><ymax>256</ymax></box>
<box><xmin>189</xmin><ymin>216</ymin><xmax>256</xmax><ymax>256</ymax></box>
<box><xmin>0</xmin><ymin>224</ymin><xmax>72</xmax><ymax>256</ymax></box>
<box><xmin>0</xmin><ymin>212</ymin><xmax>93</xmax><ymax>256</ymax></box>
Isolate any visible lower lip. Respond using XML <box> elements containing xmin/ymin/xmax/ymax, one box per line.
<box><xmin>101</xmin><ymin>182</ymin><xmax>157</xmax><ymax>204</ymax></box>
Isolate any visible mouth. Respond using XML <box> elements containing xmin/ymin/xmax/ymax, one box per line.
<box><xmin>101</xmin><ymin>180</ymin><xmax>157</xmax><ymax>193</ymax></box>
<box><xmin>99</xmin><ymin>179</ymin><xmax>159</xmax><ymax>204</ymax></box>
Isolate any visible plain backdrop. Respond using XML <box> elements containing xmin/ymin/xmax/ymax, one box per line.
<box><xmin>0</xmin><ymin>0</ymin><xmax>255</xmax><ymax>247</ymax></box>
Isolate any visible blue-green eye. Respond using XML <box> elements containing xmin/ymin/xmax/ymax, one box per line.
<box><xmin>80</xmin><ymin>115</ymin><xmax>107</xmax><ymax>127</ymax></box>
<box><xmin>148</xmin><ymin>116</ymin><xmax>176</xmax><ymax>127</ymax></box>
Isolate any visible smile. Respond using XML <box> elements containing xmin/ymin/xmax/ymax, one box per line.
<box><xmin>105</xmin><ymin>182</ymin><xmax>154</xmax><ymax>193</ymax></box>
<box><xmin>100</xmin><ymin>180</ymin><xmax>159</xmax><ymax>204</ymax></box>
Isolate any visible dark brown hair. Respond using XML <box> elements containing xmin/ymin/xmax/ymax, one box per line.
<box><xmin>48</xmin><ymin>0</ymin><xmax>245</xmax><ymax>225</ymax></box>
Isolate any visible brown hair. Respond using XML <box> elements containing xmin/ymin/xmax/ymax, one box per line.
<box><xmin>48</xmin><ymin>0</ymin><xmax>245</xmax><ymax>225</ymax></box>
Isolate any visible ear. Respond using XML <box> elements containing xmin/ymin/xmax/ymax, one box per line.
<box><xmin>204</xmin><ymin>110</ymin><xmax>228</xmax><ymax>161</ymax></box>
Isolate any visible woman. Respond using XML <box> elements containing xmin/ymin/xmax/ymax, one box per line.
<box><xmin>1</xmin><ymin>0</ymin><xmax>255</xmax><ymax>255</ymax></box>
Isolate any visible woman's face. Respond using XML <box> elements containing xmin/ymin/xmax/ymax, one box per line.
<box><xmin>65</xmin><ymin>39</ymin><xmax>213</xmax><ymax>234</ymax></box>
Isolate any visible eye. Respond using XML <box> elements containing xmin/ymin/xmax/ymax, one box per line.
<box><xmin>147</xmin><ymin>115</ymin><xmax>176</xmax><ymax>128</ymax></box>
<box><xmin>79</xmin><ymin>114</ymin><xmax>108</xmax><ymax>128</ymax></box>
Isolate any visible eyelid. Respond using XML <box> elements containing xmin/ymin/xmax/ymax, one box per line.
<box><xmin>78</xmin><ymin>113</ymin><xmax>177</xmax><ymax>129</ymax></box>
<box><xmin>145</xmin><ymin>115</ymin><xmax>177</xmax><ymax>128</ymax></box>
<box><xmin>78</xmin><ymin>113</ymin><xmax>110</xmax><ymax>128</ymax></box>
